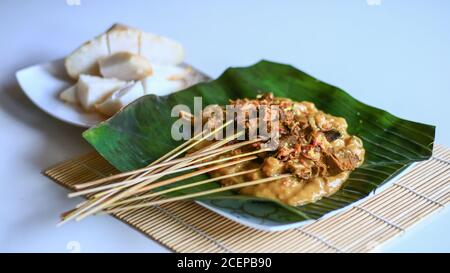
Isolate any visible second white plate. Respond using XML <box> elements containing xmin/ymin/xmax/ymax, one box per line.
<box><xmin>16</xmin><ymin>59</ymin><xmax>209</xmax><ymax>128</ymax></box>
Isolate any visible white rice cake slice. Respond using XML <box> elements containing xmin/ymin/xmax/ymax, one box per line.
<box><xmin>141</xmin><ymin>65</ymin><xmax>190</xmax><ymax>96</ymax></box>
<box><xmin>64</xmin><ymin>24</ymin><xmax>185</xmax><ymax>80</ymax></box>
<box><xmin>65</xmin><ymin>34</ymin><xmax>109</xmax><ymax>79</ymax></box>
<box><xmin>99</xmin><ymin>52</ymin><xmax>152</xmax><ymax>81</ymax></box>
<box><xmin>59</xmin><ymin>85</ymin><xmax>78</xmax><ymax>104</ymax></box>
<box><xmin>107</xmin><ymin>24</ymin><xmax>140</xmax><ymax>55</ymax></box>
<box><xmin>140</xmin><ymin>32</ymin><xmax>184</xmax><ymax>66</ymax></box>
<box><xmin>96</xmin><ymin>81</ymin><xmax>145</xmax><ymax>116</ymax></box>
<box><xmin>76</xmin><ymin>74</ymin><xmax>127</xmax><ymax>111</ymax></box>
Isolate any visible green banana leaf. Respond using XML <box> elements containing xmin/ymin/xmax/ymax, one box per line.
<box><xmin>83</xmin><ymin>60</ymin><xmax>435</xmax><ymax>225</ymax></box>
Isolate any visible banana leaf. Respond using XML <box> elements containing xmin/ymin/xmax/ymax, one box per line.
<box><xmin>83</xmin><ymin>60</ymin><xmax>435</xmax><ymax>224</ymax></box>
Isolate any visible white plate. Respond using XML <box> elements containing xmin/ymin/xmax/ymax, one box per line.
<box><xmin>16</xmin><ymin>59</ymin><xmax>209</xmax><ymax>128</ymax></box>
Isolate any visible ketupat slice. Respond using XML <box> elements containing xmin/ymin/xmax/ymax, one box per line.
<box><xmin>99</xmin><ymin>52</ymin><xmax>152</xmax><ymax>81</ymax></box>
<box><xmin>65</xmin><ymin>34</ymin><xmax>109</xmax><ymax>79</ymax></box>
<box><xmin>64</xmin><ymin>24</ymin><xmax>184</xmax><ymax>79</ymax></box>
<box><xmin>141</xmin><ymin>64</ymin><xmax>190</xmax><ymax>96</ymax></box>
<box><xmin>76</xmin><ymin>74</ymin><xmax>127</xmax><ymax>111</ymax></box>
<box><xmin>96</xmin><ymin>81</ymin><xmax>145</xmax><ymax>117</ymax></box>
<box><xmin>59</xmin><ymin>85</ymin><xmax>78</xmax><ymax>104</ymax></box>
<box><xmin>140</xmin><ymin>32</ymin><xmax>184</xmax><ymax>66</ymax></box>
<box><xmin>107</xmin><ymin>24</ymin><xmax>140</xmax><ymax>55</ymax></box>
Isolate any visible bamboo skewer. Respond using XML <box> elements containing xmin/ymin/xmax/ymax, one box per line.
<box><xmin>60</xmin><ymin>120</ymin><xmax>235</xmax><ymax>224</ymax></box>
<box><xmin>133</xmin><ymin>156</ymin><xmax>259</xmax><ymax>194</ymax></box>
<box><xmin>57</xmin><ymin>190</ymin><xmax>117</xmax><ymax>226</ymax></box>
<box><xmin>77</xmin><ymin>154</ymin><xmax>258</xmax><ymax>213</ymax></box>
<box><xmin>106</xmin><ymin>168</ymin><xmax>260</xmax><ymax>207</ymax></box>
<box><xmin>104</xmin><ymin>174</ymin><xmax>293</xmax><ymax>214</ymax></box>
<box><xmin>117</xmin><ymin>120</ymin><xmax>235</xmax><ymax>184</ymax></box>
<box><xmin>61</xmin><ymin>115</ymin><xmax>276</xmax><ymax>224</ymax></box>
<box><xmin>87</xmin><ymin>133</ymin><xmax>256</xmax><ymax>200</ymax></box>
<box><xmin>58</xmin><ymin>124</ymin><xmax>214</xmax><ymax>224</ymax></box>
<box><xmin>105</xmin><ymin>120</ymin><xmax>235</xmax><ymax>192</ymax></box>
<box><xmin>74</xmin><ymin>138</ymin><xmax>261</xmax><ymax>190</ymax></box>
<box><xmin>69</xmin><ymin>147</ymin><xmax>268</xmax><ymax>198</ymax></box>
<box><xmin>89</xmin><ymin>132</ymin><xmax>247</xmax><ymax>199</ymax></box>
<box><xmin>73</xmin><ymin>124</ymin><xmax>245</xmax><ymax>221</ymax></box>
<box><xmin>89</xmin><ymin>132</ymin><xmax>246</xmax><ymax>200</ymax></box>
<box><xmin>162</xmin><ymin>119</ymin><xmax>235</xmax><ymax>164</ymax></box>
<box><xmin>73</xmin><ymin>146</ymin><xmax>226</xmax><ymax>190</ymax></box>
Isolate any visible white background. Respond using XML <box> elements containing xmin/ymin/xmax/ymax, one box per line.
<box><xmin>0</xmin><ymin>0</ymin><xmax>449</xmax><ymax>252</ymax></box>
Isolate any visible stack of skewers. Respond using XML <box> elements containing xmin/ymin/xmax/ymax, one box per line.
<box><xmin>59</xmin><ymin>119</ymin><xmax>289</xmax><ymax>225</ymax></box>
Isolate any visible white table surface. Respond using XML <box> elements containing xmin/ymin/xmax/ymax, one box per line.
<box><xmin>0</xmin><ymin>0</ymin><xmax>449</xmax><ymax>253</ymax></box>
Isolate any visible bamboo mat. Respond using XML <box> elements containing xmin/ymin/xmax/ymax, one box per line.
<box><xmin>44</xmin><ymin>145</ymin><xmax>450</xmax><ymax>253</ymax></box>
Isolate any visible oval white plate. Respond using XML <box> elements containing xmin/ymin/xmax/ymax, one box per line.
<box><xmin>16</xmin><ymin>59</ymin><xmax>209</xmax><ymax>128</ymax></box>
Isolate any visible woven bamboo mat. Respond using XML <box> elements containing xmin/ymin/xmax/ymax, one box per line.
<box><xmin>44</xmin><ymin>144</ymin><xmax>450</xmax><ymax>253</ymax></box>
